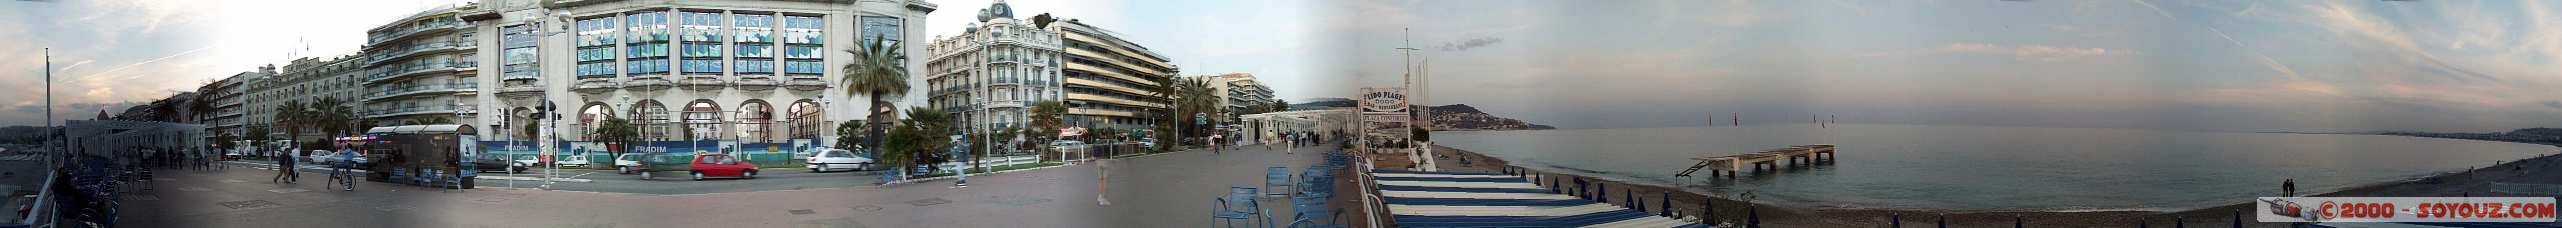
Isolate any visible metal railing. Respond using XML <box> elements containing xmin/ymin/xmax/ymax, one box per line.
<box><xmin>366</xmin><ymin>83</ymin><xmax>478</xmax><ymax>99</ymax></box>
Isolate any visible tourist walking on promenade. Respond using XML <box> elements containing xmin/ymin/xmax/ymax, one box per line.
<box><xmin>1210</xmin><ymin>134</ymin><xmax>1224</xmax><ymax>154</ymax></box>
<box><xmin>272</xmin><ymin>149</ymin><xmax>297</xmax><ymax>184</ymax></box>
<box><xmin>1096</xmin><ymin>149</ymin><xmax>1114</xmax><ymax>206</ymax></box>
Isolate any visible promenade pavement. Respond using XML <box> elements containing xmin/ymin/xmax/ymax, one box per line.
<box><xmin>122</xmin><ymin>142</ymin><xmax>1338</xmax><ymax>228</ymax></box>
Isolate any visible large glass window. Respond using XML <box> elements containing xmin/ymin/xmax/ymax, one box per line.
<box><xmin>735</xmin><ymin>13</ymin><xmax>775</xmax><ymax>77</ymax></box>
<box><xmin>784</xmin><ymin>60</ymin><xmax>823</xmax><ymax>75</ymax></box>
<box><xmin>501</xmin><ymin>25</ymin><xmax>538</xmax><ymax>80</ymax></box>
<box><xmin>783</xmin><ymin>15</ymin><xmax>822</xmax><ymax>45</ymax></box>
<box><xmin>576</xmin><ymin>16</ymin><xmax>618</xmax><ymax>79</ymax></box>
<box><xmin>681</xmin><ymin>11</ymin><xmax>725</xmax><ymax>75</ymax></box>
<box><xmin>626</xmin><ymin>12</ymin><xmax>671</xmax><ymax>76</ymax></box>
<box><xmin>861</xmin><ymin>16</ymin><xmax>901</xmax><ymax>46</ymax></box>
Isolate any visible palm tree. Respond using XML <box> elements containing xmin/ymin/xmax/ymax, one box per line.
<box><xmin>594</xmin><ymin>117</ymin><xmax>639</xmax><ymax>162</ymax></box>
<box><xmin>274</xmin><ymin>101</ymin><xmax>308</xmax><ymax>143</ymax></box>
<box><xmin>309</xmin><ymin>97</ymin><xmax>351</xmax><ymax>138</ymax></box>
<box><xmin>841</xmin><ymin>34</ymin><xmax>910</xmax><ymax>153</ymax></box>
<box><xmin>1151</xmin><ymin>77</ymin><xmax>1218</xmax><ymax>151</ymax></box>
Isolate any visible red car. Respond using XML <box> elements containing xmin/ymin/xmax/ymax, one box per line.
<box><xmin>687</xmin><ymin>154</ymin><xmax>758</xmax><ymax>180</ymax></box>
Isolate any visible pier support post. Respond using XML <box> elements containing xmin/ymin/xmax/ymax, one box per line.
<box><xmin>1702</xmin><ymin>197</ymin><xmax>1715</xmax><ymax>225</ymax></box>
<box><xmin>1624</xmin><ymin>188</ymin><xmax>1637</xmax><ymax>210</ymax></box>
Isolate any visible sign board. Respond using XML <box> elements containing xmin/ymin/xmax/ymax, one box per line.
<box><xmin>1357</xmin><ymin>87</ymin><xmax>1414</xmax><ymax>154</ymax></box>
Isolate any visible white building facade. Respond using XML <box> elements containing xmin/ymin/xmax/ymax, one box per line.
<box><xmin>1053</xmin><ymin>19</ymin><xmax>1177</xmax><ymax>131</ymax></box>
<box><xmin>247</xmin><ymin>55</ymin><xmax>370</xmax><ymax>142</ymax></box>
<box><xmin>447</xmin><ymin>0</ymin><xmax>936</xmax><ymax>153</ymax></box>
<box><xmin>926</xmin><ymin>0</ymin><xmax>1063</xmax><ymax>134</ymax></box>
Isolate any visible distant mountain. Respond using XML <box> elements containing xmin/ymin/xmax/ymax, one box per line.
<box><xmin>2380</xmin><ymin>128</ymin><xmax>2562</xmax><ymax>146</ymax></box>
<box><xmin>1424</xmin><ymin>104</ymin><xmax>1554</xmax><ymax>131</ymax></box>
<box><xmin>1290</xmin><ymin>98</ymin><xmax>1356</xmax><ymax>110</ymax></box>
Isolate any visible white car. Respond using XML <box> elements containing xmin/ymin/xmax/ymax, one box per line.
<box><xmin>555</xmin><ymin>154</ymin><xmax>592</xmax><ymax>167</ymax></box>
<box><xmin>615</xmin><ymin>153</ymin><xmax>644</xmax><ymax>174</ymax></box>
<box><xmin>805</xmin><ymin>149</ymin><xmax>874</xmax><ymax>172</ymax></box>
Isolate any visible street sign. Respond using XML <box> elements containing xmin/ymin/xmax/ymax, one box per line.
<box><xmin>1194</xmin><ymin>113</ymin><xmax>1207</xmax><ymax>125</ymax></box>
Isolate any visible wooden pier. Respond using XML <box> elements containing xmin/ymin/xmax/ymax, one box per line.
<box><xmin>1674</xmin><ymin>144</ymin><xmax>1836</xmax><ymax>178</ymax></box>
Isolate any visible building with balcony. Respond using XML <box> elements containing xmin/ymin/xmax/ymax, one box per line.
<box><xmin>199</xmin><ymin>71</ymin><xmax>257</xmax><ymax>139</ymax></box>
<box><xmin>1051</xmin><ymin>18</ymin><xmax>1177</xmax><ymax>131</ymax></box>
<box><xmin>1205</xmin><ymin>73</ymin><xmax>1276</xmax><ymax>117</ymax></box>
<box><xmin>926</xmin><ymin>0</ymin><xmax>1062</xmax><ymax>134</ymax></box>
<box><xmin>452</xmin><ymin>0</ymin><xmax>936</xmax><ymax>148</ymax></box>
<box><xmin>243</xmin><ymin>54</ymin><xmax>369</xmax><ymax>142</ymax></box>
<box><xmin>361</xmin><ymin>4</ymin><xmax>482</xmax><ymax>126</ymax></box>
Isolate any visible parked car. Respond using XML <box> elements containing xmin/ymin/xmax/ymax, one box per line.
<box><xmin>805</xmin><ymin>148</ymin><xmax>874</xmax><ymax>172</ymax></box>
<box><xmin>556</xmin><ymin>154</ymin><xmax>591</xmax><ymax>167</ymax></box>
<box><xmin>614</xmin><ymin>153</ymin><xmax>643</xmax><ymax>174</ymax></box>
<box><xmin>305</xmin><ymin>150</ymin><xmax>330</xmax><ymax>163</ymax></box>
<box><xmin>473</xmin><ymin>154</ymin><xmax>526</xmax><ymax>173</ymax></box>
<box><xmin>687</xmin><ymin>153</ymin><xmax>757</xmax><ymax>181</ymax></box>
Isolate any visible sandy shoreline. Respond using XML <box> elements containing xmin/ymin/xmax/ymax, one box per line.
<box><xmin>1424</xmin><ymin>143</ymin><xmax>2562</xmax><ymax>227</ymax></box>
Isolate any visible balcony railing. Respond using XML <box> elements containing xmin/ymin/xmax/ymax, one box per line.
<box><xmin>366</xmin><ymin>104</ymin><xmax>474</xmax><ymax>117</ymax></box>
<box><xmin>368</xmin><ymin>20</ymin><xmax>463</xmax><ymax>45</ymax></box>
<box><xmin>368</xmin><ymin>61</ymin><xmax>473</xmax><ymax>82</ymax></box>
<box><xmin>368</xmin><ymin>42</ymin><xmax>474</xmax><ymax>65</ymax></box>
<box><xmin>365</xmin><ymin>83</ymin><xmax>479</xmax><ymax>100</ymax></box>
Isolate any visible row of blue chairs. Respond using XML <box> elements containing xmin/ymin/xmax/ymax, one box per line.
<box><xmin>1221</xmin><ymin>149</ymin><xmax>1357</xmax><ymax>228</ymax></box>
<box><xmin>1288</xmin><ymin>150</ymin><xmax>1355</xmax><ymax>228</ymax></box>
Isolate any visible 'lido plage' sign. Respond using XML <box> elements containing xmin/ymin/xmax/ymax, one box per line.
<box><xmin>1360</xmin><ymin>88</ymin><xmax>1407</xmax><ymax>113</ymax></box>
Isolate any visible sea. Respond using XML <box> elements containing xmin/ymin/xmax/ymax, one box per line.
<box><xmin>1437</xmin><ymin>124</ymin><xmax>2561</xmax><ymax>211</ymax></box>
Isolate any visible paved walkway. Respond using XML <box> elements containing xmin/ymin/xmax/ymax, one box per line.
<box><xmin>122</xmin><ymin>142</ymin><xmax>1338</xmax><ymax>227</ymax></box>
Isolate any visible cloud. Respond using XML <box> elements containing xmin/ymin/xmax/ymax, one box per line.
<box><xmin>1436</xmin><ymin>37</ymin><xmax>1502</xmax><ymax>51</ymax></box>
<box><xmin>1855</xmin><ymin>43</ymin><xmax>2141</xmax><ymax>61</ymax></box>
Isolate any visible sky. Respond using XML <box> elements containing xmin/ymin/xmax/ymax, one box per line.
<box><xmin>1</xmin><ymin>0</ymin><xmax>467</xmax><ymax>127</ymax></box>
<box><xmin>1320</xmin><ymin>0</ymin><xmax>2562</xmax><ymax>132</ymax></box>
<box><xmin>0</xmin><ymin>0</ymin><xmax>1337</xmax><ymax>127</ymax></box>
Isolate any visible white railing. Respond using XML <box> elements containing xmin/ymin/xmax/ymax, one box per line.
<box><xmin>931</xmin><ymin>155</ymin><xmax>1041</xmax><ymax>173</ymax></box>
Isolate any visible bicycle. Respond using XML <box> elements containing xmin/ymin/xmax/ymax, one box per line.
<box><xmin>326</xmin><ymin>160</ymin><xmax>355</xmax><ymax>191</ymax></box>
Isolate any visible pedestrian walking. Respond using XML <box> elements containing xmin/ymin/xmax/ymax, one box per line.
<box><xmin>272</xmin><ymin>149</ymin><xmax>295</xmax><ymax>184</ymax></box>
<box><xmin>1096</xmin><ymin>150</ymin><xmax>1114</xmax><ymax>206</ymax></box>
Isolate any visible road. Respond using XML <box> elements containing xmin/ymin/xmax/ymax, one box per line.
<box><xmin>124</xmin><ymin>142</ymin><xmax>1343</xmax><ymax>228</ymax></box>
<box><xmin>225</xmin><ymin>160</ymin><xmax>889</xmax><ymax>195</ymax></box>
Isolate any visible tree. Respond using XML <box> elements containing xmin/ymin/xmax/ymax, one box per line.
<box><xmin>881</xmin><ymin>108</ymin><xmax>951</xmax><ymax>178</ymax></box>
<box><xmin>593</xmin><ymin>117</ymin><xmax>639</xmax><ymax>163</ymax></box>
<box><xmin>1027</xmin><ymin>100</ymin><xmax>1067</xmax><ymax>152</ymax></box>
<box><xmin>1271</xmin><ymin>98</ymin><xmax>1291</xmax><ymax>113</ymax></box>
<box><xmin>273</xmin><ymin>100</ymin><xmax>308</xmax><ymax>142</ymax></box>
<box><xmin>834</xmin><ymin>121</ymin><xmax>865</xmax><ymax>152</ymax></box>
<box><xmin>841</xmin><ymin>34</ymin><xmax>911</xmax><ymax>155</ymax></box>
<box><xmin>245</xmin><ymin>126</ymin><xmax>271</xmax><ymax>144</ymax></box>
<box><xmin>310</xmin><ymin>98</ymin><xmax>354</xmax><ymax>138</ymax></box>
<box><xmin>213</xmin><ymin>133</ymin><xmax>237</xmax><ymax>150</ymax></box>
<box><xmin>1151</xmin><ymin>77</ymin><xmax>1219</xmax><ymax>152</ymax></box>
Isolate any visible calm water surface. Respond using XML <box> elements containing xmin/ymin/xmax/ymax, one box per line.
<box><xmin>1438</xmin><ymin>124</ymin><xmax>2560</xmax><ymax>211</ymax></box>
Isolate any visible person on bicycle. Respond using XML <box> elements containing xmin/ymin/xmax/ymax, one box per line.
<box><xmin>330</xmin><ymin>145</ymin><xmax>358</xmax><ymax>191</ymax></box>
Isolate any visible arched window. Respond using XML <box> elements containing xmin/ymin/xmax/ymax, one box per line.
<box><xmin>579</xmin><ymin>103</ymin><xmax>613</xmax><ymax>139</ymax></box>
<box><xmin>509</xmin><ymin>107</ymin><xmax>535</xmax><ymax>140</ymax></box>
<box><xmin>683</xmin><ymin>99</ymin><xmax>722</xmax><ymax>140</ymax></box>
<box><xmin>787</xmin><ymin>100</ymin><xmax>822</xmax><ymax>139</ymax></box>
<box><xmin>739</xmin><ymin>100</ymin><xmax>773</xmax><ymax>143</ymax></box>
<box><xmin>631</xmin><ymin>100</ymin><xmax>669</xmax><ymax>141</ymax></box>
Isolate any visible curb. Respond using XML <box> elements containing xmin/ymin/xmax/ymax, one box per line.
<box><xmin>881</xmin><ymin>163</ymin><xmax>1075</xmax><ymax>185</ymax></box>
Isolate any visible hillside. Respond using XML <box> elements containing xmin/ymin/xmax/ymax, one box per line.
<box><xmin>1424</xmin><ymin>104</ymin><xmax>1555</xmax><ymax>131</ymax></box>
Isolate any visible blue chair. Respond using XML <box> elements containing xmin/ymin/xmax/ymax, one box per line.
<box><xmin>1265</xmin><ymin>167</ymin><xmax>1294</xmax><ymax>197</ymax></box>
<box><xmin>1285</xmin><ymin>207</ymin><xmax>1346</xmax><ymax>228</ymax></box>
<box><xmin>1213</xmin><ymin>187</ymin><xmax>1273</xmax><ymax>228</ymax></box>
